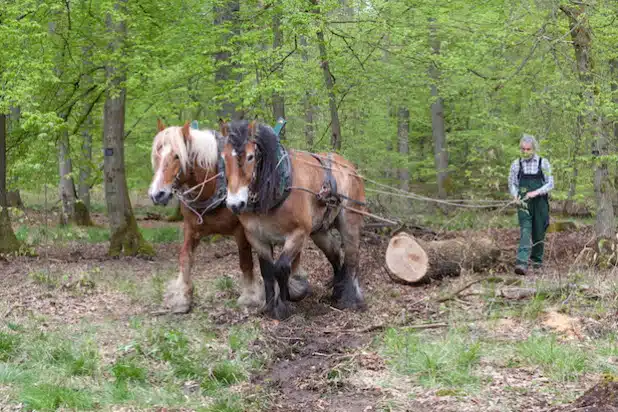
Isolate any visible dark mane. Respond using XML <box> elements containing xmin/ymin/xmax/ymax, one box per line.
<box><xmin>228</xmin><ymin>120</ymin><xmax>250</xmax><ymax>156</ymax></box>
<box><xmin>228</xmin><ymin>120</ymin><xmax>282</xmax><ymax>211</ymax></box>
<box><xmin>254</xmin><ymin>123</ymin><xmax>282</xmax><ymax>211</ymax></box>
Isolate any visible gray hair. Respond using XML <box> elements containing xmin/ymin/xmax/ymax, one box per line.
<box><xmin>520</xmin><ymin>133</ymin><xmax>538</xmax><ymax>152</ymax></box>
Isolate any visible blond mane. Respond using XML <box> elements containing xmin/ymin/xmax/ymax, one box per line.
<box><xmin>151</xmin><ymin>126</ymin><xmax>218</xmax><ymax>172</ymax></box>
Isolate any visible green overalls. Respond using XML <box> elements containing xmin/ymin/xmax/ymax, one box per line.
<box><xmin>516</xmin><ymin>157</ymin><xmax>550</xmax><ymax>268</ymax></box>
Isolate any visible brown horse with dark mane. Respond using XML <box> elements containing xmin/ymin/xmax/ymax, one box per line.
<box><xmin>148</xmin><ymin>120</ymin><xmax>307</xmax><ymax>314</ymax></box>
<box><xmin>220</xmin><ymin>120</ymin><xmax>366</xmax><ymax>320</ymax></box>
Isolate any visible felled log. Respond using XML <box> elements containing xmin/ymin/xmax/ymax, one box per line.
<box><xmin>551</xmin><ymin>200</ymin><xmax>591</xmax><ymax>217</ymax></box>
<box><xmin>385</xmin><ymin>232</ymin><xmax>501</xmax><ymax>284</ymax></box>
<box><xmin>546</xmin><ymin>220</ymin><xmax>578</xmax><ymax>233</ymax></box>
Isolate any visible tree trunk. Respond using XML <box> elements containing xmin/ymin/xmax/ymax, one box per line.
<box><xmin>300</xmin><ymin>36</ymin><xmax>315</xmax><ymax>148</ymax></box>
<box><xmin>429</xmin><ymin>18</ymin><xmax>448</xmax><ymax>199</ymax></box>
<box><xmin>385</xmin><ymin>232</ymin><xmax>501</xmax><ymax>284</ymax></box>
<box><xmin>317</xmin><ymin>28</ymin><xmax>342</xmax><ymax>151</ymax></box>
<box><xmin>79</xmin><ymin>47</ymin><xmax>94</xmax><ymax>213</ymax></box>
<box><xmin>313</xmin><ymin>0</ymin><xmax>342</xmax><ymax>150</ymax></box>
<box><xmin>58</xmin><ymin>129</ymin><xmax>78</xmax><ymax>225</ymax></box>
<box><xmin>214</xmin><ymin>0</ymin><xmax>243</xmax><ymax>121</ymax></box>
<box><xmin>0</xmin><ymin>113</ymin><xmax>20</xmax><ymax>254</ymax></box>
<box><xmin>397</xmin><ymin>106</ymin><xmax>410</xmax><ymax>191</ymax></box>
<box><xmin>103</xmin><ymin>0</ymin><xmax>153</xmax><ymax>257</ymax></box>
<box><xmin>561</xmin><ymin>4</ymin><xmax>615</xmax><ymax>243</ymax></box>
<box><xmin>613</xmin><ymin>59</ymin><xmax>617</xmax><ymax>142</ymax></box>
<box><xmin>271</xmin><ymin>8</ymin><xmax>286</xmax><ymax>140</ymax></box>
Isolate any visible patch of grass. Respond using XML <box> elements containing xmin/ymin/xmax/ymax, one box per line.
<box><xmin>15</xmin><ymin>224</ymin><xmax>110</xmax><ymax>245</ymax></box>
<box><xmin>0</xmin><ymin>363</ymin><xmax>32</xmax><ymax>385</ymax></box>
<box><xmin>515</xmin><ymin>333</ymin><xmax>589</xmax><ymax>382</ymax></box>
<box><xmin>202</xmin><ymin>360</ymin><xmax>248</xmax><ymax>392</ymax></box>
<box><xmin>381</xmin><ymin>328</ymin><xmax>482</xmax><ymax>389</ymax></box>
<box><xmin>140</xmin><ymin>226</ymin><xmax>182</xmax><ymax>243</ymax></box>
<box><xmin>215</xmin><ymin>275</ymin><xmax>236</xmax><ymax>292</ymax></box>
<box><xmin>0</xmin><ymin>332</ymin><xmax>21</xmax><ymax>361</ymax></box>
<box><xmin>20</xmin><ymin>383</ymin><xmax>95</xmax><ymax>411</ymax></box>
<box><xmin>111</xmin><ymin>357</ymin><xmax>147</xmax><ymax>383</ymax></box>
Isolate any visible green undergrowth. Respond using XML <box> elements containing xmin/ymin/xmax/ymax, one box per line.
<box><xmin>0</xmin><ymin>316</ymin><xmax>268</xmax><ymax>411</ymax></box>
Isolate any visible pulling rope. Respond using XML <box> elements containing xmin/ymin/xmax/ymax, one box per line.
<box><xmin>291</xmin><ymin>151</ymin><xmax>513</xmax><ymax>210</ymax></box>
<box><xmin>174</xmin><ymin>172</ymin><xmax>222</xmax><ymax>225</ymax></box>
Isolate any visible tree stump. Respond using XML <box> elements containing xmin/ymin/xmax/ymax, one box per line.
<box><xmin>385</xmin><ymin>232</ymin><xmax>501</xmax><ymax>284</ymax></box>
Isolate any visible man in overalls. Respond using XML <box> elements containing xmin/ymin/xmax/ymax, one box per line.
<box><xmin>508</xmin><ymin>134</ymin><xmax>554</xmax><ymax>275</ymax></box>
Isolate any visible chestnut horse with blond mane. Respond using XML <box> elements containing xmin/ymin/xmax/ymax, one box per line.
<box><xmin>220</xmin><ymin>120</ymin><xmax>367</xmax><ymax>320</ymax></box>
<box><xmin>148</xmin><ymin>120</ymin><xmax>308</xmax><ymax>314</ymax></box>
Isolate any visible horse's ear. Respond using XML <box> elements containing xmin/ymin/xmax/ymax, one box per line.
<box><xmin>219</xmin><ymin>118</ymin><xmax>229</xmax><ymax>136</ymax></box>
<box><xmin>181</xmin><ymin>121</ymin><xmax>192</xmax><ymax>141</ymax></box>
<box><xmin>157</xmin><ymin>118</ymin><xmax>165</xmax><ymax>132</ymax></box>
<box><xmin>248</xmin><ymin>120</ymin><xmax>257</xmax><ymax>138</ymax></box>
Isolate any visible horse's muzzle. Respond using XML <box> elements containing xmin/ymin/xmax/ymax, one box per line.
<box><xmin>229</xmin><ymin>201</ymin><xmax>245</xmax><ymax>215</ymax></box>
<box><xmin>151</xmin><ymin>190</ymin><xmax>172</xmax><ymax>206</ymax></box>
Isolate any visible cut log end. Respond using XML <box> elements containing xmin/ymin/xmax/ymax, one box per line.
<box><xmin>385</xmin><ymin>232</ymin><xmax>501</xmax><ymax>285</ymax></box>
<box><xmin>385</xmin><ymin>233</ymin><xmax>429</xmax><ymax>284</ymax></box>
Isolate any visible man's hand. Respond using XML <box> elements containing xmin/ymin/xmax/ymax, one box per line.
<box><xmin>524</xmin><ymin>190</ymin><xmax>539</xmax><ymax>200</ymax></box>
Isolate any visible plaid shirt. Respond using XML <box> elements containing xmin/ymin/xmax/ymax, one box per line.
<box><xmin>508</xmin><ymin>154</ymin><xmax>554</xmax><ymax>197</ymax></box>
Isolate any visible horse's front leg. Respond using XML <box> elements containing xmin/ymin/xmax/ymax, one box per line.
<box><xmin>234</xmin><ymin>227</ymin><xmax>263</xmax><ymax>308</ymax></box>
<box><xmin>274</xmin><ymin>229</ymin><xmax>308</xmax><ymax>303</ymax></box>
<box><xmin>165</xmin><ymin>221</ymin><xmax>200</xmax><ymax>314</ymax></box>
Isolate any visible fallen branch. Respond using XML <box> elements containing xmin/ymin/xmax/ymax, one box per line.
<box><xmin>437</xmin><ymin>278</ymin><xmax>486</xmax><ymax>302</ymax></box>
<box><xmin>323</xmin><ymin>321</ymin><xmax>448</xmax><ymax>334</ymax></box>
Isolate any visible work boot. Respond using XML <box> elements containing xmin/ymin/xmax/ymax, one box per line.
<box><xmin>514</xmin><ymin>265</ymin><xmax>527</xmax><ymax>276</ymax></box>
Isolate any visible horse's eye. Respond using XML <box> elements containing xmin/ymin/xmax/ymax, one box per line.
<box><xmin>246</xmin><ymin>153</ymin><xmax>255</xmax><ymax>163</ymax></box>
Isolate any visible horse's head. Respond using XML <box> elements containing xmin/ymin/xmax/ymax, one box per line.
<box><xmin>148</xmin><ymin>119</ymin><xmax>218</xmax><ymax>206</ymax></box>
<box><xmin>220</xmin><ymin>120</ymin><xmax>257</xmax><ymax>214</ymax></box>
<box><xmin>220</xmin><ymin>119</ymin><xmax>282</xmax><ymax>214</ymax></box>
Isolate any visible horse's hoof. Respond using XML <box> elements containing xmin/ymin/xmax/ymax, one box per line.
<box><xmin>237</xmin><ymin>292</ymin><xmax>264</xmax><ymax>308</ymax></box>
<box><xmin>164</xmin><ymin>280</ymin><xmax>193</xmax><ymax>314</ymax></box>
<box><xmin>263</xmin><ymin>299</ymin><xmax>293</xmax><ymax>320</ymax></box>
<box><xmin>332</xmin><ymin>296</ymin><xmax>367</xmax><ymax>312</ymax></box>
<box><xmin>288</xmin><ymin>275</ymin><xmax>311</xmax><ymax>302</ymax></box>
<box><xmin>169</xmin><ymin>302</ymin><xmax>192</xmax><ymax>314</ymax></box>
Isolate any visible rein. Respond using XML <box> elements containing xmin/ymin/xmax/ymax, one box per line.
<box><xmin>172</xmin><ymin>169</ymin><xmax>224</xmax><ymax>225</ymax></box>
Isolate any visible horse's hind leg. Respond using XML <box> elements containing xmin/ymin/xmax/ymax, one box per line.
<box><xmin>333</xmin><ymin>210</ymin><xmax>365</xmax><ymax>310</ymax></box>
<box><xmin>235</xmin><ymin>228</ymin><xmax>264</xmax><ymax>308</ymax></box>
<box><xmin>165</xmin><ymin>221</ymin><xmax>199</xmax><ymax>314</ymax></box>
<box><xmin>310</xmin><ymin>230</ymin><xmax>342</xmax><ymax>285</ymax></box>
<box><xmin>288</xmin><ymin>253</ymin><xmax>311</xmax><ymax>302</ymax></box>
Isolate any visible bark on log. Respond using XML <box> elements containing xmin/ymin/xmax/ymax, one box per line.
<box><xmin>385</xmin><ymin>232</ymin><xmax>501</xmax><ymax>284</ymax></box>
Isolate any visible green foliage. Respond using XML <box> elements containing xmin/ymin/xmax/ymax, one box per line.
<box><xmin>515</xmin><ymin>333</ymin><xmax>589</xmax><ymax>382</ymax></box>
<box><xmin>20</xmin><ymin>384</ymin><xmax>95</xmax><ymax>411</ymax></box>
<box><xmin>0</xmin><ymin>332</ymin><xmax>21</xmax><ymax>361</ymax></box>
<box><xmin>381</xmin><ymin>328</ymin><xmax>482</xmax><ymax>389</ymax></box>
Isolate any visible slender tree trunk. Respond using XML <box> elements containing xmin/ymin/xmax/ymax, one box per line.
<box><xmin>609</xmin><ymin>59</ymin><xmax>618</xmax><ymax>145</ymax></box>
<box><xmin>313</xmin><ymin>0</ymin><xmax>342</xmax><ymax>150</ymax></box>
<box><xmin>49</xmin><ymin>20</ymin><xmax>80</xmax><ymax>225</ymax></box>
<box><xmin>300</xmin><ymin>36</ymin><xmax>315</xmax><ymax>148</ymax></box>
<box><xmin>214</xmin><ymin>0</ymin><xmax>243</xmax><ymax>121</ymax></box>
<box><xmin>271</xmin><ymin>8</ymin><xmax>286</xmax><ymax>139</ymax></box>
<box><xmin>79</xmin><ymin>119</ymin><xmax>93</xmax><ymax>211</ymax></box>
<box><xmin>429</xmin><ymin>18</ymin><xmax>448</xmax><ymax>199</ymax></box>
<box><xmin>398</xmin><ymin>107</ymin><xmax>410</xmax><ymax>191</ymax></box>
<box><xmin>317</xmin><ymin>29</ymin><xmax>342</xmax><ymax>150</ymax></box>
<box><xmin>561</xmin><ymin>4</ymin><xmax>615</xmax><ymax>246</ymax></box>
<box><xmin>0</xmin><ymin>113</ymin><xmax>20</xmax><ymax>254</ymax></box>
<box><xmin>57</xmin><ymin>128</ymin><xmax>78</xmax><ymax>225</ymax></box>
<box><xmin>104</xmin><ymin>0</ymin><xmax>153</xmax><ymax>257</ymax></box>
<box><xmin>567</xmin><ymin>114</ymin><xmax>583</xmax><ymax>202</ymax></box>
<box><xmin>79</xmin><ymin>46</ymin><xmax>94</xmax><ymax>213</ymax></box>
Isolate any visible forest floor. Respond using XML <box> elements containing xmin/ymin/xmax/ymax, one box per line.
<box><xmin>1</xmin><ymin>204</ymin><xmax>618</xmax><ymax>411</ymax></box>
